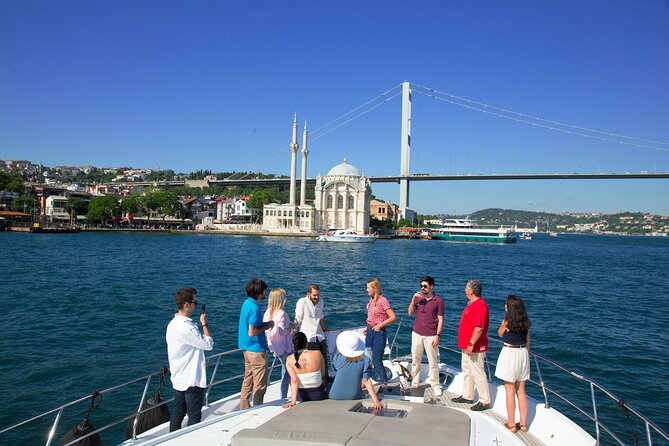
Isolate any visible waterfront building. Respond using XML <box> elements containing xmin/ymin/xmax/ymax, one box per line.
<box><xmin>370</xmin><ymin>199</ymin><xmax>398</xmax><ymax>223</ymax></box>
<box><xmin>262</xmin><ymin>115</ymin><xmax>316</xmax><ymax>232</ymax></box>
<box><xmin>261</xmin><ymin>116</ymin><xmax>372</xmax><ymax>234</ymax></box>
<box><xmin>45</xmin><ymin>195</ymin><xmax>70</xmax><ymax>222</ymax></box>
<box><xmin>314</xmin><ymin>159</ymin><xmax>371</xmax><ymax>233</ymax></box>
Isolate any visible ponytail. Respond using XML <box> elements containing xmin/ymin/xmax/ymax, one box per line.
<box><xmin>291</xmin><ymin>331</ymin><xmax>307</xmax><ymax>369</ymax></box>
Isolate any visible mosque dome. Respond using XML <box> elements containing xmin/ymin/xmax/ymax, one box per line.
<box><xmin>325</xmin><ymin>158</ymin><xmax>362</xmax><ymax>177</ymax></box>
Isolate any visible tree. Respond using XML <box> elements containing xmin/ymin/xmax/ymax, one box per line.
<box><xmin>11</xmin><ymin>194</ymin><xmax>36</xmax><ymax>214</ymax></box>
<box><xmin>122</xmin><ymin>195</ymin><xmax>142</xmax><ymax>216</ymax></box>
<box><xmin>397</xmin><ymin>218</ymin><xmax>412</xmax><ymax>227</ymax></box>
<box><xmin>87</xmin><ymin>195</ymin><xmax>119</xmax><ymax>223</ymax></box>
<box><xmin>65</xmin><ymin>197</ymin><xmax>88</xmax><ymax>216</ymax></box>
<box><xmin>247</xmin><ymin>190</ymin><xmax>276</xmax><ymax>210</ymax></box>
<box><xmin>0</xmin><ymin>171</ymin><xmax>24</xmax><ymax>193</ymax></box>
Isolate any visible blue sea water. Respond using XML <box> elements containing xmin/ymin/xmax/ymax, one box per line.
<box><xmin>1</xmin><ymin>231</ymin><xmax>668</xmax><ymax>444</ymax></box>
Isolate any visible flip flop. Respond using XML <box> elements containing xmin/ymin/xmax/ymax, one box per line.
<box><xmin>504</xmin><ymin>423</ymin><xmax>518</xmax><ymax>433</ymax></box>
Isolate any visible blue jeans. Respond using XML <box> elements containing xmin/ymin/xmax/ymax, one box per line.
<box><xmin>278</xmin><ymin>352</ymin><xmax>291</xmax><ymax>399</ymax></box>
<box><xmin>365</xmin><ymin>328</ymin><xmax>388</xmax><ymax>383</ymax></box>
<box><xmin>170</xmin><ymin>386</ymin><xmax>204</xmax><ymax>432</ymax></box>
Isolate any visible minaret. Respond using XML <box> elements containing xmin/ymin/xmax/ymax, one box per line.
<box><xmin>289</xmin><ymin>113</ymin><xmax>298</xmax><ymax>206</ymax></box>
<box><xmin>300</xmin><ymin>120</ymin><xmax>308</xmax><ymax>206</ymax></box>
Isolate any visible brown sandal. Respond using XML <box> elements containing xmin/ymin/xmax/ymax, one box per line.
<box><xmin>519</xmin><ymin>424</ymin><xmax>528</xmax><ymax>432</ymax></box>
<box><xmin>504</xmin><ymin>423</ymin><xmax>518</xmax><ymax>433</ymax></box>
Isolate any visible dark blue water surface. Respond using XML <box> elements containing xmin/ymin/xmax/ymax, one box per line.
<box><xmin>1</xmin><ymin>231</ymin><xmax>668</xmax><ymax>444</ymax></box>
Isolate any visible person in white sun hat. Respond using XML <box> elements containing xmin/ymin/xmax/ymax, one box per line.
<box><xmin>328</xmin><ymin>330</ymin><xmax>383</xmax><ymax>409</ymax></box>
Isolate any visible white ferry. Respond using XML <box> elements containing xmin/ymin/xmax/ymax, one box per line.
<box><xmin>431</xmin><ymin>219</ymin><xmax>517</xmax><ymax>244</ymax></box>
<box><xmin>2</xmin><ymin>322</ymin><xmax>666</xmax><ymax>446</ymax></box>
<box><xmin>317</xmin><ymin>229</ymin><xmax>378</xmax><ymax>243</ymax></box>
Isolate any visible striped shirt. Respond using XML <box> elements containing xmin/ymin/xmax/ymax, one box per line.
<box><xmin>366</xmin><ymin>295</ymin><xmax>392</xmax><ymax>327</ymax></box>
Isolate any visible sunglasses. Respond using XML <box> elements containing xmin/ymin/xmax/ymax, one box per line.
<box><xmin>420</xmin><ymin>284</ymin><xmax>429</xmax><ymax>289</ymax></box>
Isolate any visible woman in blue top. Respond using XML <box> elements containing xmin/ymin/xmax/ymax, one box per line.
<box><xmin>494</xmin><ymin>294</ymin><xmax>531</xmax><ymax>433</ymax></box>
<box><xmin>329</xmin><ymin>330</ymin><xmax>383</xmax><ymax>409</ymax></box>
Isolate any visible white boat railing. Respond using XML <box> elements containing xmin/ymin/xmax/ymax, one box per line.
<box><xmin>3</xmin><ymin>324</ymin><xmax>668</xmax><ymax>446</ymax></box>
<box><xmin>0</xmin><ymin>347</ymin><xmax>283</xmax><ymax>446</ymax></box>
<box><xmin>430</xmin><ymin>324</ymin><xmax>669</xmax><ymax>446</ymax></box>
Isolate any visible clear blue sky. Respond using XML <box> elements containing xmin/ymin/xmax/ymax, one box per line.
<box><xmin>2</xmin><ymin>1</ymin><xmax>668</xmax><ymax>215</ymax></box>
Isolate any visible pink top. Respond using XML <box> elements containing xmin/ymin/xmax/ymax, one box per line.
<box><xmin>263</xmin><ymin>308</ymin><xmax>293</xmax><ymax>356</ymax></box>
<box><xmin>366</xmin><ymin>295</ymin><xmax>392</xmax><ymax>327</ymax></box>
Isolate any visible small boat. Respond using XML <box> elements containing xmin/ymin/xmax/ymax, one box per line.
<box><xmin>317</xmin><ymin>229</ymin><xmax>378</xmax><ymax>243</ymax></box>
<box><xmin>519</xmin><ymin>232</ymin><xmax>532</xmax><ymax>240</ymax></box>
<box><xmin>419</xmin><ymin>229</ymin><xmax>433</xmax><ymax>240</ymax></box>
<box><xmin>431</xmin><ymin>218</ymin><xmax>517</xmax><ymax>244</ymax></box>
<box><xmin>549</xmin><ymin>231</ymin><xmax>558</xmax><ymax>237</ymax></box>
<box><xmin>3</xmin><ymin>322</ymin><xmax>667</xmax><ymax>446</ymax></box>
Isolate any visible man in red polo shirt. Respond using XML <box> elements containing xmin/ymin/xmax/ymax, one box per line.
<box><xmin>407</xmin><ymin>275</ymin><xmax>444</xmax><ymax>396</ymax></box>
<box><xmin>452</xmin><ymin>279</ymin><xmax>491</xmax><ymax>410</ymax></box>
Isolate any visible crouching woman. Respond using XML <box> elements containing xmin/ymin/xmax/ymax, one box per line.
<box><xmin>282</xmin><ymin>332</ymin><xmax>327</xmax><ymax>408</ymax></box>
<box><xmin>329</xmin><ymin>330</ymin><xmax>383</xmax><ymax>410</ymax></box>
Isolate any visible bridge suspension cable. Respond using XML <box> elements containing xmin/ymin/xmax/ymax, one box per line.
<box><xmin>231</xmin><ymin>83</ymin><xmax>403</xmax><ymax>180</ymax></box>
<box><xmin>412</xmin><ymin>83</ymin><xmax>669</xmax><ymax>152</ymax></box>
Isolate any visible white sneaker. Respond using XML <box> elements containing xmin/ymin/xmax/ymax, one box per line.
<box><xmin>433</xmin><ymin>387</ymin><xmax>443</xmax><ymax>396</ymax></box>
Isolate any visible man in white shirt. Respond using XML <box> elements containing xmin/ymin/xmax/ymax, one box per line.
<box><xmin>166</xmin><ymin>288</ymin><xmax>214</xmax><ymax>432</ymax></box>
<box><xmin>293</xmin><ymin>284</ymin><xmax>329</xmax><ymax>360</ymax></box>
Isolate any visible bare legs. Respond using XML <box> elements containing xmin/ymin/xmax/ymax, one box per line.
<box><xmin>503</xmin><ymin>380</ymin><xmax>528</xmax><ymax>431</ymax></box>
<box><xmin>516</xmin><ymin>381</ymin><xmax>528</xmax><ymax>430</ymax></box>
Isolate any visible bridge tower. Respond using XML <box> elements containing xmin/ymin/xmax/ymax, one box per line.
<box><xmin>399</xmin><ymin>81</ymin><xmax>412</xmax><ymax>212</ymax></box>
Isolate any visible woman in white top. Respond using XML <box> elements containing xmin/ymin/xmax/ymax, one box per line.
<box><xmin>282</xmin><ymin>332</ymin><xmax>327</xmax><ymax>408</ymax></box>
<box><xmin>263</xmin><ymin>288</ymin><xmax>294</xmax><ymax>399</ymax></box>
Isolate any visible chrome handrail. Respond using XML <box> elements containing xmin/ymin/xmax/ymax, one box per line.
<box><xmin>1</xmin><ymin>347</ymin><xmax>249</xmax><ymax>446</ymax></box>
<box><xmin>435</xmin><ymin>326</ymin><xmax>669</xmax><ymax>446</ymax></box>
<box><xmin>387</xmin><ymin>316</ymin><xmax>404</xmax><ymax>361</ymax></box>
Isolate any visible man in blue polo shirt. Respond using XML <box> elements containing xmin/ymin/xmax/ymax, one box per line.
<box><xmin>238</xmin><ymin>278</ymin><xmax>274</xmax><ymax>409</ymax></box>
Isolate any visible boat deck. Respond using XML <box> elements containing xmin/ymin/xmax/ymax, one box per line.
<box><xmin>416</xmin><ymin>385</ymin><xmax>545</xmax><ymax>446</ymax></box>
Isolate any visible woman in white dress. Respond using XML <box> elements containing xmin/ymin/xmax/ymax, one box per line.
<box><xmin>494</xmin><ymin>294</ymin><xmax>531</xmax><ymax>433</ymax></box>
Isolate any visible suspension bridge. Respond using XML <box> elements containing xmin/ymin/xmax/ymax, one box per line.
<box><xmin>129</xmin><ymin>81</ymin><xmax>669</xmax><ymax>212</ymax></box>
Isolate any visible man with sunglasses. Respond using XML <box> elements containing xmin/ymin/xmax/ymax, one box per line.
<box><xmin>407</xmin><ymin>275</ymin><xmax>444</xmax><ymax>396</ymax></box>
<box><xmin>166</xmin><ymin>287</ymin><xmax>214</xmax><ymax>431</ymax></box>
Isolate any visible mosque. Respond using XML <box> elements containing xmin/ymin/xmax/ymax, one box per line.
<box><xmin>261</xmin><ymin>115</ymin><xmax>371</xmax><ymax>234</ymax></box>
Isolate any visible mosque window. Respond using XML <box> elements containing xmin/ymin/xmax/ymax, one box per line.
<box><xmin>306</xmin><ymin>211</ymin><xmax>309</xmax><ymax>217</ymax></box>
<box><xmin>337</xmin><ymin>196</ymin><xmax>343</xmax><ymax>209</ymax></box>
<box><xmin>283</xmin><ymin>210</ymin><xmax>287</xmax><ymax>216</ymax></box>
<box><xmin>327</xmin><ymin>195</ymin><xmax>333</xmax><ymax>209</ymax></box>
<box><xmin>289</xmin><ymin>211</ymin><xmax>293</xmax><ymax>217</ymax></box>
<box><xmin>348</xmin><ymin>196</ymin><xmax>354</xmax><ymax>209</ymax></box>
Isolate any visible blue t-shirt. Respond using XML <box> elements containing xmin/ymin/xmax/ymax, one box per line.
<box><xmin>238</xmin><ymin>297</ymin><xmax>268</xmax><ymax>352</ymax></box>
<box><xmin>328</xmin><ymin>354</ymin><xmax>372</xmax><ymax>400</ymax></box>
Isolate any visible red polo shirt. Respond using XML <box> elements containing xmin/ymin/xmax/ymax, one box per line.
<box><xmin>458</xmin><ymin>298</ymin><xmax>489</xmax><ymax>352</ymax></box>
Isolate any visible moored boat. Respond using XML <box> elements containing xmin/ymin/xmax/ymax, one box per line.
<box><xmin>317</xmin><ymin>229</ymin><xmax>378</xmax><ymax>243</ymax></box>
<box><xmin>431</xmin><ymin>219</ymin><xmax>517</xmax><ymax>244</ymax></box>
<box><xmin>519</xmin><ymin>232</ymin><xmax>532</xmax><ymax>240</ymax></box>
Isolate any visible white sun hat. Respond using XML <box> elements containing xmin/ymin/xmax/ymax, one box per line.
<box><xmin>336</xmin><ymin>330</ymin><xmax>366</xmax><ymax>357</ymax></box>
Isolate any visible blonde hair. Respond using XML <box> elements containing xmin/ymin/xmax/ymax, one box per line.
<box><xmin>367</xmin><ymin>278</ymin><xmax>382</xmax><ymax>296</ymax></box>
<box><xmin>268</xmin><ymin>288</ymin><xmax>286</xmax><ymax>319</ymax></box>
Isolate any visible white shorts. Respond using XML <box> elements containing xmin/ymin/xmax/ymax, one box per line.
<box><xmin>494</xmin><ymin>346</ymin><xmax>530</xmax><ymax>382</ymax></box>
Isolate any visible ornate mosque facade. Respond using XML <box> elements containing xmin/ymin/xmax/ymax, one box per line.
<box><xmin>262</xmin><ymin>115</ymin><xmax>372</xmax><ymax>234</ymax></box>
